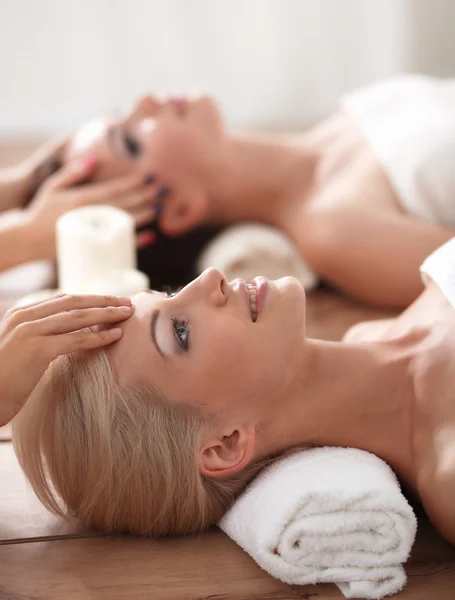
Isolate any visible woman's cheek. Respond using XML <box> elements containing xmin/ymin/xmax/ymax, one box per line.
<box><xmin>150</xmin><ymin>125</ymin><xmax>203</xmax><ymax>181</ymax></box>
<box><xmin>150</xmin><ymin>128</ymin><xmax>184</xmax><ymax>173</ymax></box>
<box><xmin>215</xmin><ymin>330</ymin><xmax>253</xmax><ymax>372</ymax></box>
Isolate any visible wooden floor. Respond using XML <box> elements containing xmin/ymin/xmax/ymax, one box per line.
<box><xmin>1</xmin><ymin>140</ymin><xmax>455</xmax><ymax>599</ymax></box>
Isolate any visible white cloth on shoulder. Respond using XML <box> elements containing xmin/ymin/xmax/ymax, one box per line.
<box><xmin>343</xmin><ymin>74</ymin><xmax>455</xmax><ymax>227</ymax></box>
<box><xmin>420</xmin><ymin>236</ymin><xmax>455</xmax><ymax>308</ymax></box>
<box><xmin>219</xmin><ymin>447</ymin><xmax>417</xmax><ymax>600</ymax></box>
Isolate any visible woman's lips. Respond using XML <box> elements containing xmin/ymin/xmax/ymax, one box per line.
<box><xmin>251</xmin><ymin>277</ymin><xmax>269</xmax><ymax>320</ymax></box>
<box><xmin>229</xmin><ymin>279</ymin><xmax>253</xmax><ymax>321</ymax></box>
<box><xmin>230</xmin><ymin>277</ymin><xmax>268</xmax><ymax>322</ymax></box>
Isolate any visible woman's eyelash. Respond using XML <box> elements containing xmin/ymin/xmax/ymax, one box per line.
<box><xmin>163</xmin><ymin>286</ymin><xmax>182</xmax><ymax>298</ymax></box>
<box><xmin>170</xmin><ymin>317</ymin><xmax>190</xmax><ymax>351</ymax></box>
<box><xmin>123</xmin><ymin>132</ymin><xmax>141</xmax><ymax>158</ymax></box>
<box><xmin>163</xmin><ymin>287</ymin><xmax>188</xmax><ymax>349</ymax></box>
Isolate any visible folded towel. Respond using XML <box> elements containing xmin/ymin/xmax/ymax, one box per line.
<box><xmin>219</xmin><ymin>447</ymin><xmax>417</xmax><ymax>600</ymax></box>
<box><xmin>196</xmin><ymin>223</ymin><xmax>319</xmax><ymax>291</ymax></box>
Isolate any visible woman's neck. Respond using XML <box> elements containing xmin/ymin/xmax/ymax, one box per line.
<box><xmin>256</xmin><ymin>337</ymin><xmax>418</xmax><ymax>491</ymax></box>
<box><xmin>205</xmin><ymin>133</ymin><xmax>320</xmax><ymax>229</ymax></box>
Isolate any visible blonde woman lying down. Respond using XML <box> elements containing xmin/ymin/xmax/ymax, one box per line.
<box><xmin>11</xmin><ymin>237</ymin><xmax>455</xmax><ymax>546</ymax></box>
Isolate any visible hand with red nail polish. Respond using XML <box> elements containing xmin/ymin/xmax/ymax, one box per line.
<box><xmin>136</xmin><ymin>229</ymin><xmax>157</xmax><ymax>249</ymax></box>
<box><xmin>23</xmin><ymin>155</ymin><xmax>99</xmax><ymax>259</ymax></box>
<box><xmin>24</xmin><ymin>157</ymin><xmax>160</xmax><ymax>261</ymax></box>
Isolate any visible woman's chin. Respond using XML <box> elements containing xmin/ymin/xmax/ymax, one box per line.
<box><xmin>267</xmin><ymin>276</ymin><xmax>306</xmax><ymax>326</ymax></box>
<box><xmin>192</xmin><ymin>95</ymin><xmax>224</xmax><ymax>134</ymax></box>
<box><xmin>274</xmin><ymin>276</ymin><xmax>305</xmax><ymax>295</ymax></box>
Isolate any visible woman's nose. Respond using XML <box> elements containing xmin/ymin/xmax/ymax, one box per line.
<box><xmin>198</xmin><ymin>268</ymin><xmax>227</xmax><ymax>308</ymax></box>
<box><xmin>128</xmin><ymin>94</ymin><xmax>161</xmax><ymax>120</ymax></box>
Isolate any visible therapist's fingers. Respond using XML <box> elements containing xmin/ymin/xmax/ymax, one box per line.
<box><xmin>3</xmin><ymin>294</ymin><xmax>132</xmax><ymax>330</ymax></box>
<box><xmin>50</xmin><ymin>326</ymin><xmax>125</xmax><ymax>355</ymax></box>
<box><xmin>131</xmin><ymin>205</ymin><xmax>158</xmax><ymax>227</ymax></box>
<box><xmin>30</xmin><ymin>305</ymin><xmax>132</xmax><ymax>336</ymax></box>
<box><xmin>113</xmin><ymin>185</ymin><xmax>157</xmax><ymax>211</ymax></box>
<box><xmin>136</xmin><ymin>230</ymin><xmax>157</xmax><ymax>249</ymax></box>
<box><xmin>5</xmin><ymin>293</ymin><xmax>67</xmax><ymax>315</ymax></box>
<box><xmin>89</xmin><ymin>172</ymin><xmax>147</xmax><ymax>201</ymax></box>
<box><xmin>45</xmin><ymin>156</ymin><xmax>98</xmax><ymax>190</ymax></box>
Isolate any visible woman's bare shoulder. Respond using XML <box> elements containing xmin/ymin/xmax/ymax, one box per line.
<box><xmin>342</xmin><ymin>277</ymin><xmax>455</xmax><ymax>344</ymax></box>
<box><xmin>396</xmin><ymin>279</ymin><xmax>454</xmax><ymax>327</ymax></box>
<box><xmin>410</xmin><ymin>284</ymin><xmax>455</xmax><ymax>546</ymax></box>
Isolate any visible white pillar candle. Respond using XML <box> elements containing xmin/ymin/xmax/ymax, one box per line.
<box><xmin>88</xmin><ymin>268</ymin><xmax>150</xmax><ymax>296</ymax></box>
<box><xmin>56</xmin><ymin>206</ymin><xmax>136</xmax><ymax>294</ymax></box>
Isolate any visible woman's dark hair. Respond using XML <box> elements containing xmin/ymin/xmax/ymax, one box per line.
<box><xmin>27</xmin><ymin>152</ymin><xmax>63</xmax><ymax>203</ymax></box>
<box><xmin>138</xmin><ymin>225</ymin><xmax>223</xmax><ymax>290</ymax></box>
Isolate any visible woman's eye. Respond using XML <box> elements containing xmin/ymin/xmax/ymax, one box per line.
<box><xmin>123</xmin><ymin>132</ymin><xmax>141</xmax><ymax>158</ymax></box>
<box><xmin>171</xmin><ymin>318</ymin><xmax>190</xmax><ymax>351</ymax></box>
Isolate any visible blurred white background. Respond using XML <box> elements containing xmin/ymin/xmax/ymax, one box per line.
<box><xmin>0</xmin><ymin>0</ymin><xmax>455</xmax><ymax>136</ymax></box>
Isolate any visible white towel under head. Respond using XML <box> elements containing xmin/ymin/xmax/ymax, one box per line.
<box><xmin>196</xmin><ymin>223</ymin><xmax>319</xmax><ymax>290</ymax></box>
<box><xmin>219</xmin><ymin>447</ymin><xmax>417</xmax><ymax>600</ymax></box>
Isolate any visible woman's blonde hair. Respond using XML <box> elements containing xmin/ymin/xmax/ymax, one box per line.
<box><xmin>12</xmin><ymin>346</ymin><xmax>276</xmax><ymax>536</ymax></box>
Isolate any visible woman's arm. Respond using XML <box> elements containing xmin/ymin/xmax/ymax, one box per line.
<box><xmin>299</xmin><ymin>208</ymin><xmax>455</xmax><ymax>308</ymax></box>
<box><xmin>0</xmin><ymin>210</ymin><xmax>36</xmax><ymax>271</ymax></box>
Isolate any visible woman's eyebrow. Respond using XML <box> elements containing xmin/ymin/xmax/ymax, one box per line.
<box><xmin>150</xmin><ymin>309</ymin><xmax>165</xmax><ymax>359</ymax></box>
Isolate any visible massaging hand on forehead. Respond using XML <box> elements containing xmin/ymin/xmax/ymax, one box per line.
<box><xmin>0</xmin><ymin>293</ymin><xmax>132</xmax><ymax>427</ymax></box>
<box><xmin>22</xmin><ymin>132</ymin><xmax>163</xmax><ymax>253</ymax></box>
<box><xmin>25</xmin><ymin>153</ymin><xmax>159</xmax><ymax>260</ymax></box>
<box><xmin>0</xmin><ymin>127</ymin><xmax>168</xmax><ymax>273</ymax></box>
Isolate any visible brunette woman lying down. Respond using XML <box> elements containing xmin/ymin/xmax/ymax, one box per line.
<box><xmin>7</xmin><ymin>74</ymin><xmax>455</xmax><ymax>306</ymax></box>
<box><xmin>11</xmin><ymin>237</ymin><xmax>455</xmax><ymax>546</ymax></box>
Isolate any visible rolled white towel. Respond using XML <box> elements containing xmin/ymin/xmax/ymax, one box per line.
<box><xmin>197</xmin><ymin>223</ymin><xmax>319</xmax><ymax>290</ymax></box>
<box><xmin>219</xmin><ymin>447</ymin><xmax>417</xmax><ymax>600</ymax></box>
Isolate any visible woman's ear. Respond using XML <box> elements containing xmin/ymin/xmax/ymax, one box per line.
<box><xmin>159</xmin><ymin>188</ymin><xmax>207</xmax><ymax>237</ymax></box>
<box><xmin>198</xmin><ymin>425</ymin><xmax>256</xmax><ymax>479</ymax></box>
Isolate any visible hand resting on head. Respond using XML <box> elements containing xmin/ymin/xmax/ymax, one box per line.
<box><xmin>0</xmin><ymin>293</ymin><xmax>132</xmax><ymax>427</ymax></box>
